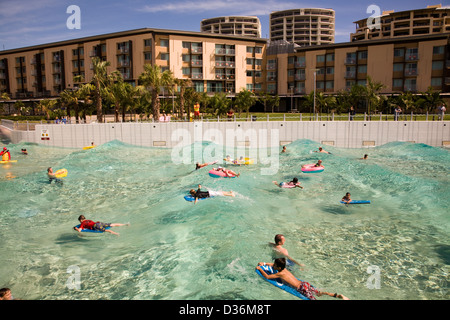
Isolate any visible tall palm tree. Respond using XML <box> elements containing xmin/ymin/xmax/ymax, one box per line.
<box><xmin>235</xmin><ymin>89</ymin><xmax>256</xmax><ymax>118</ymax></box>
<box><xmin>0</xmin><ymin>92</ymin><xmax>11</xmax><ymax>115</ymax></box>
<box><xmin>138</xmin><ymin>64</ymin><xmax>175</xmax><ymax>122</ymax></box>
<box><xmin>416</xmin><ymin>86</ymin><xmax>445</xmax><ymax>113</ymax></box>
<box><xmin>174</xmin><ymin>78</ymin><xmax>192</xmax><ymax>118</ymax></box>
<box><xmin>37</xmin><ymin>99</ymin><xmax>57</xmax><ymax>120</ymax></box>
<box><xmin>90</xmin><ymin>56</ymin><xmax>111</xmax><ymax>123</ymax></box>
<box><xmin>363</xmin><ymin>76</ymin><xmax>385</xmax><ymax>115</ymax></box>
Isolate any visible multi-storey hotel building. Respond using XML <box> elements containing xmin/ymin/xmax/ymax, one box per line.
<box><xmin>0</xmin><ymin>28</ymin><xmax>266</xmax><ymax>100</ymax></box>
<box><xmin>1</xmin><ymin>26</ymin><xmax>449</xmax><ymax>112</ymax></box>
<box><xmin>351</xmin><ymin>4</ymin><xmax>450</xmax><ymax>42</ymax></box>
<box><xmin>267</xmin><ymin>33</ymin><xmax>450</xmax><ymax>110</ymax></box>
<box><xmin>201</xmin><ymin>16</ymin><xmax>262</xmax><ymax>38</ymax></box>
<box><xmin>270</xmin><ymin>8</ymin><xmax>335</xmax><ymax>47</ymax></box>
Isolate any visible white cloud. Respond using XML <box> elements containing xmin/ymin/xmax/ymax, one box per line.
<box><xmin>138</xmin><ymin>0</ymin><xmax>305</xmax><ymax>16</ymax></box>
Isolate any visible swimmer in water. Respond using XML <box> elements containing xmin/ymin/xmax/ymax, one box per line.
<box><xmin>273</xmin><ymin>177</ymin><xmax>303</xmax><ymax>189</ymax></box>
<box><xmin>189</xmin><ymin>184</ymin><xmax>235</xmax><ymax>204</ymax></box>
<box><xmin>256</xmin><ymin>258</ymin><xmax>349</xmax><ymax>300</ymax></box>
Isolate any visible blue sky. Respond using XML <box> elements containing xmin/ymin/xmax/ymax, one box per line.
<box><xmin>0</xmin><ymin>0</ymin><xmax>445</xmax><ymax>50</ymax></box>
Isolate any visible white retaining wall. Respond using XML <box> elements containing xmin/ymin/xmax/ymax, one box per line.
<box><xmin>2</xmin><ymin>121</ymin><xmax>450</xmax><ymax>149</ymax></box>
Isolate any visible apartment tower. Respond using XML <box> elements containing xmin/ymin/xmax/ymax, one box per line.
<box><xmin>201</xmin><ymin>16</ymin><xmax>262</xmax><ymax>38</ymax></box>
<box><xmin>270</xmin><ymin>8</ymin><xmax>335</xmax><ymax>47</ymax></box>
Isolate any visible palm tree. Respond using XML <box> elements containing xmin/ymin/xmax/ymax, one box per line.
<box><xmin>0</xmin><ymin>92</ymin><xmax>11</xmax><ymax>115</ymax></box>
<box><xmin>235</xmin><ymin>89</ymin><xmax>256</xmax><ymax>118</ymax></box>
<box><xmin>416</xmin><ymin>87</ymin><xmax>445</xmax><ymax>113</ymax></box>
<box><xmin>208</xmin><ymin>92</ymin><xmax>230</xmax><ymax>117</ymax></box>
<box><xmin>363</xmin><ymin>76</ymin><xmax>385</xmax><ymax>115</ymax></box>
<box><xmin>37</xmin><ymin>99</ymin><xmax>57</xmax><ymax>120</ymax></box>
<box><xmin>138</xmin><ymin>64</ymin><xmax>175</xmax><ymax>122</ymax></box>
<box><xmin>90</xmin><ymin>56</ymin><xmax>111</xmax><ymax>123</ymax></box>
<box><xmin>174</xmin><ymin>78</ymin><xmax>192</xmax><ymax>118</ymax></box>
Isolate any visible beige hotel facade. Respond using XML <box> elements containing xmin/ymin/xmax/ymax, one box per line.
<box><xmin>0</xmin><ymin>28</ymin><xmax>267</xmax><ymax>100</ymax></box>
<box><xmin>0</xmin><ymin>27</ymin><xmax>449</xmax><ymax>112</ymax></box>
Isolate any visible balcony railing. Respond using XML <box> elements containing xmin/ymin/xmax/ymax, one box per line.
<box><xmin>404</xmin><ymin>69</ymin><xmax>418</xmax><ymax>76</ymax></box>
<box><xmin>295</xmin><ymin>74</ymin><xmax>306</xmax><ymax>81</ymax></box>
<box><xmin>295</xmin><ymin>61</ymin><xmax>306</xmax><ymax>68</ymax></box>
<box><xmin>190</xmin><ymin>73</ymin><xmax>202</xmax><ymax>80</ymax></box>
<box><xmin>345</xmin><ymin>58</ymin><xmax>356</xmax><ymax>65</ymax></box>
<box><xmin>191</xmin><ymin>60</ymin><xmax>202</xmax><ymax>66</ymax></box>
<box><xmin>405</xmin><ymin>54</ymin><xmax>419</xmax><ymax>61</ymax></box>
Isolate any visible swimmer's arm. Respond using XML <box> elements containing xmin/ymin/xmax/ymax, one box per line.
<box><xmin>256</xmin><ymin>265</ymin><xmax>280</xmax><ymax>280</ymax></box>
<box><xmin>287</xmin><ymin>256</ymin><xmax>305</xmax><ymax>267</ymax></box>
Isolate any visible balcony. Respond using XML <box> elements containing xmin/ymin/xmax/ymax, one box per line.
<box><xmin>215</xmin><ymin>74</ymin><xmax>226</xmax><ymax>80</ymax></box>
<box><xmin>191</xmin><ymin>60</ymin><xmax>202</xmax><ymax>66</ymax></box>
<box><xmin>345</xmin><ymin>58</ymin><xmax>356</xmax><ymax>65</ymax></box>
<box><xmin>404</xmin><ymin>84</ymin><xmax>417</xmax><ymax>92</ymax></box>
<box><xmin>191</xmin><ymin>47</ymin><xmax>202</xmax><ymax>53</ymax></box>
<box><xmin>405</xmin><ymin>54</ymin><xmax>419</xmax><ymax>61</ymax></box>
<box><xmin>295</xmin><ymin>61</ymin><xmax>306</xmax><ymax>68</ymax></box>
<box><xmin>295</xmin><ymin>87</ymin><xmax>305</xmax><ymax>94</ymax></box>
<box><xmin>345</xmin><ymin>71</ymin><xmax>356</xmax><ymax>78</ymax></box>
<box><xmin>266</xmin><ymin>63</ymin><xmax>276</xmax><ymax>70</ymax></box>
<box><xmin>404</xmin><ymin>69</ymin><xmax>418</xmax><ymax>76</ymax></box>
<box><xmin>295</xmin><ymin>74</ymin><xmax>306</xmax><ymax>81</ymax></box>
<box><xmin>192</xmin><ymin>73</ymin><xmax>203</xmax><ymax>80</ymax></box>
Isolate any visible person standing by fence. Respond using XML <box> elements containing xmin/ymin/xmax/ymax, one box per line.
<box><xmin>438</xmin><ymin>104</ymin><xmax>446</xmax><ymax>121</ymax></box>
<box><xmin>394</xmin><ymin>106</ymin><xmax>402</xmax><ymax>121</ymax></box>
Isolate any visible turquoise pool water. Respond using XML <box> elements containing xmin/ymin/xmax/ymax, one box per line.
<box><xmin>0</xmin><ymin>139</ymin><xmax>448</xmax><ymax>300</ymax></box>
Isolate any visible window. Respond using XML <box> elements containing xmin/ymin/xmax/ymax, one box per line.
<box><xmin>394</xmin><ymin>48</ymin><xmax>404</xmax><ymax>57</ymax></box>
<box><xmin>433</xmin><ymin>46</ymin><xmax>444</xmax><ymax>55</ymax></box>
<box><xmin>144</xmin><ymin>39</ymin><xmax>152</xmax><ymax>47</ymax></box>
<box><xmin>393</xmin><ymin>79</ymin><xmax>403</xmax><ymax>88</ymax></box>
<box><xmin>432</xmin><ymin>61</ymin><xmax>443</xmax><ymax>70</ymax></box>
<box><xmin>326</xmin><ymin>67</ymin><xmax>334</xmax><ymax>75</ymax></box>
<box><xmin>160</xmin><ymin>39</ymin><xmax>169</xmax><ymax>47</ymax></box>
<box><xmin>144</xmin><ymin>53</ymin><xmax>152</xmax><ymax>61</ymax></box>
<box><xmin>358</xmin><ymin>51</ymin><xmax>368</xmax><ymax>60</ymax></box>
<box><xmin>393</xmin><ymin>63</ymin><xmax>403</xmax><ymax>72</ymax></box>
<box><xmin>160</xmin><ymin>53</ymin><xmax>169</xmax><ymax>61</ymax></box>
<box><xmin>316</xmin><ymin>68</ymin><xmax>325</xmax><ymax>75</ymax></box>
<box><xmin>431</xmin><ymin>77</ymin><xmax>442</xmax><ymax>86</ymax></box>
<box><xmin>316</xmin><ymin>55</ymin><xmax>325</xmax><ymax>63</ymax></box>
<box><xmin>316</xmin><ymin>81</ymin><xmax>325</xmax><ymax>89</ymax></box>
<box><xmin>182</xmin><ymin>55</ymin><xmax>190</xmax><ymax>62</ymax></box>
<box><xmin>288</xmin><ymin>56</ymin><xmax>295</xmax><ymax>64</ymax></box>
<box><xmin>182</xmin><ymin>42</ymin><xmax>190</xmax><ymax>49</ymax></box>
<box><xmin>326</xmin><ymin>81</ymin><xmax>334</xmax><ymax>89</ymax></box>
<box><xmin>358</xmin><ymin>65</ymin><xmax>367</xmax><ymax>73</ymax></box>
<box><xmin>246</xmin><ymin>47</ymin><xmax>254</xmax><ymax>53</ymax></box>
<box><xmin>182</xmin><ymin>68</ymin><xmax>190</xmax><ymax>75</ymax></box>
<box><xmin>326</xmin><ymin>53</ymin><xmax>334</xmax><ymax>62</ymax></box>
<box><xmin>255</xmin><ymin>47</ymin><xmax>262</xmax><ymax>54</ymax></box>
<box><xmin>288</xmin><ymin>69</ymin><xmax>294</xmax><ymax>77</ymax></box>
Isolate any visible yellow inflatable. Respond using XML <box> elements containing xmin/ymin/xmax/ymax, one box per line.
<box><xmin>224</xmin><ymin>157</ymin><xmax>254</xmax><ymax>165</ymax></box>
<box><xmin>83</xmin><ymin>145</ymin><xmax>96</xmax><ymax>150</ymax></box>
<box><xmin>0</xmin><ymin>160</ymin><xmax>17</xmax><ymax>164</ymax></box>
<box><xmin>54</xmin><ymin>168</ymin><xmax>68</xmax><ymax>178</ymax></box>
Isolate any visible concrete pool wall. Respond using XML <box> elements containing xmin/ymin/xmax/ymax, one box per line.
<box><xmin>1</xmin><ymin>120</ymin><xmax>449</xmax><ymax>149</ymax></box>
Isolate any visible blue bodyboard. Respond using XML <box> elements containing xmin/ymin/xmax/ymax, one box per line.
<box><xmin>74</xmin><ymin>224</ymin><xmax>110</xmax><ymax>234</ymax></box>
<box><xmin>340</xmin><ymin>200</ymin><xmax>371</xmax><ymax>204</ymax></box>
<box><xmin>184</xmin><ymin>195</ymin><xmax>213</xmax><ymax>202</ymax></box>
<box><xmin>255</xmin><ymin>264</ymin><xmax>310</xmax><ymax>300</ymax></box>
